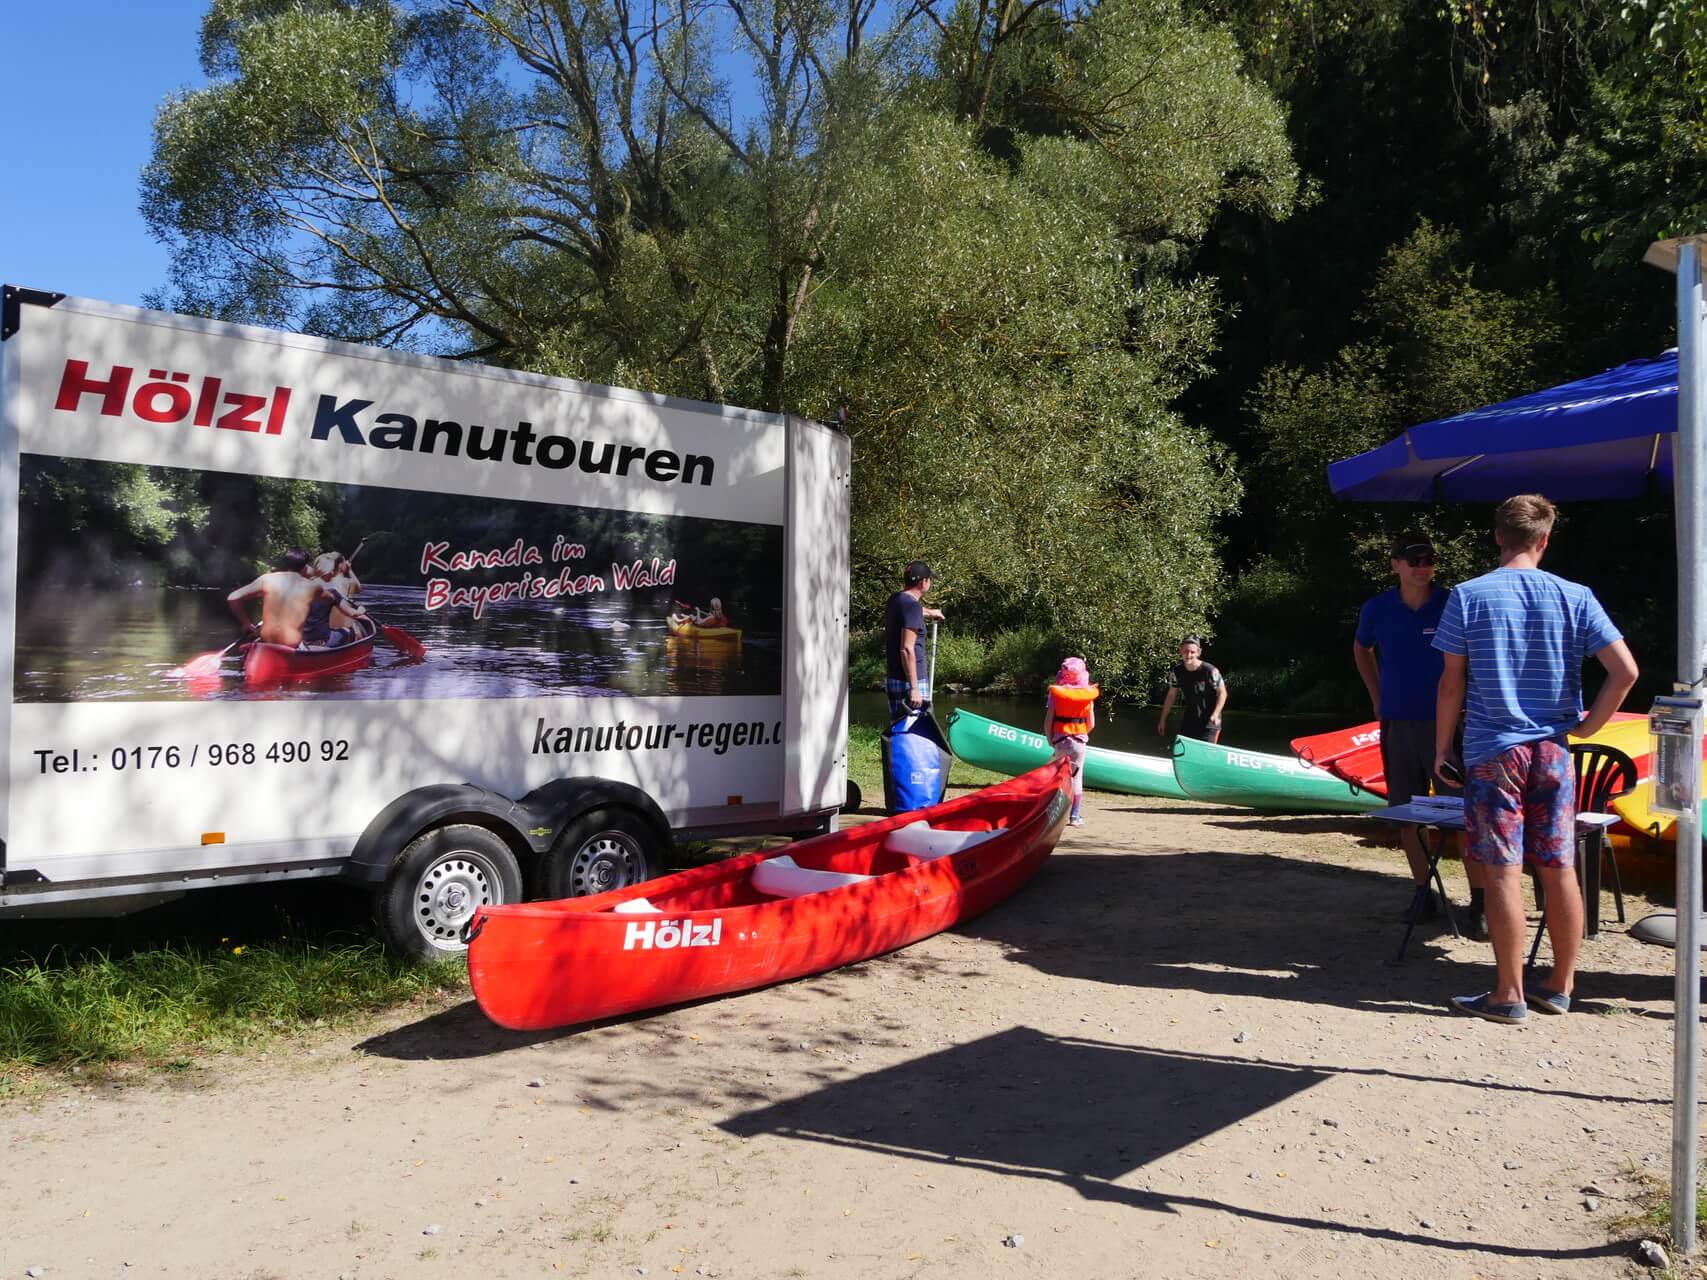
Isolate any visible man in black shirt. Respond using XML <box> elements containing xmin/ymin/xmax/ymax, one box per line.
<box><xmin>1156</xmin><ymin>636</ymin><xmax>1228</xmax><ymax>743</ymax></box>
<box><xmin>883</xmin><ymin>560</ymin><xmax>946</xmax><ymax>720</ymax></box>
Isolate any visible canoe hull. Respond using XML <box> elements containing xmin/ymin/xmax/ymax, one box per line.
<box><xmin>466</xmin><ymin>763</ymin><xmax>1071</xmax><ymax>1031</ymax></box>
<box><xmin>1289</xmin><ymin>713</ymin><xmax>1653</xmax><ymax>806</ymax></box>
<box><xmin>1290</xmin><ymin>723</ymin><xmax>1387</xmax><ymax>797</ymax></box>
<box><xmin>1174</xmin><ymin>735</ymin><xmax>1384</xmax><ymax>814</ymax></box>
<box><xmin>947</xmin><ymin>708</ymin><xmax>1186</xmax><ymax>799</ymax></box>
<box><xmin>241</xmin><ymin>620</ymin><xmax>377</xmax><ymax>685</ymax></box>
<box><xmin>666</xmin><ymin>616</ymin><xmax>742</xmax><ymax>642</ymax></box>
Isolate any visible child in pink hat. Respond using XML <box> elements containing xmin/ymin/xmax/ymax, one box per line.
<box><xmin>1043</xmin><ymin>657</ymin><xmax>1099</xmax><ymax>826</ymax></box>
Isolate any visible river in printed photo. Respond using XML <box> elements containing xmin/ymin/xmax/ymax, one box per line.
<box><xmin>12</xmin><ymin>584</ymin><xmax>781</xmax><ymax>703</ymax></box>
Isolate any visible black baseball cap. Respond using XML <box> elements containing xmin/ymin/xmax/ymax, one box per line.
<box><xmin>904</xmin><ymin>559</ymin><xmax>935</xmax><ymax>585</ymax></box>
<box><xmin>1389</xmin><ymin>531</ymin><xmax>1434</xmax><ymax>558</ymax></box>
<box><xmin>1181</xmin><ymin>634</ymin><xmax>1203</xmax><ymax>647</ymax></box>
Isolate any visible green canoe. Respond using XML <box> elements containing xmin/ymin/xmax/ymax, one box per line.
<box><xmin>1171</xmin><ymin>734</ymin><xmax>1384</xmax><ymax>814</ymax></box>
<box><xmin>946</xmin><ymin>708</ymin><xmax>1187</xmax><ymax>799</ymax></box>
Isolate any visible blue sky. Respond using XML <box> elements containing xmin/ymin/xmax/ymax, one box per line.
<box><xmin>1</xmin><ymin>3</ymin><xmax>209</xmax><ymax>307</ymax></box>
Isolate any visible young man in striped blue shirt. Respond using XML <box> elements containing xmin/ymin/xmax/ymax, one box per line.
<box><xmin>1431</xmin><ymin>495</ymin><xmax>1638</xmax><ymax>1025</ymax></box>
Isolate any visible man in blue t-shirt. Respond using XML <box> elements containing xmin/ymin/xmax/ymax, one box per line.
<box><xmin>1432</xmin><ymin>495</ymin><xmax>1638</xmax><ymax>1026</ymax></box>
<box><xmin>883</xmin><ymin>560</ymin><xmax>945</xmax><ymax>720</ymax></box>
<box><xmin>1353</xmin><ymin>531</ymin><xmax>1482</xmax><ymax>929</ymax></box>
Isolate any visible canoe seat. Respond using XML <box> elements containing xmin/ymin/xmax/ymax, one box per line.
<box><xmin>612</xmin><ymin>898</ymin><xmax>661</xmax><ymax>914</ymax></box>
<box><xmin>751</xmin><ymin>855</ymin><xmax>873</xmax><ymax>899</ymax></box>
<box><xmin>882</xmin><ymin>821</ymin><xmax>1003</xmax><ymax>861</ymax></box>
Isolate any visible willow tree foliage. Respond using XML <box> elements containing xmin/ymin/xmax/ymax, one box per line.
<box><xmin>145</xmin><ymin>0</ymin><xmax>1299</xmax><ymax>689</ymax></box>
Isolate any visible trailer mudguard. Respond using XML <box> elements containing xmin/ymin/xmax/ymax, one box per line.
<box><xmin>342</xmin><ymin>784</ymin><xmax>539</xmax><ymax>886</ymax></box>
<box><xmin>343</xmin><ymin>777</ymin><xmax>675</xmax><ymax>887</ymax></box>
<box><xmin>516</xmin><ymin>776</ymin><xmax>673</xmax><ymax>852</ymax></box>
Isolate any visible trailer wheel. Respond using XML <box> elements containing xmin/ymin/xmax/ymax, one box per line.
<box><xmin>376</xmin><ymin>824</ymin><xmax>524</xmax><ymax>960</ymax></box>
<box><xmin>538</xmin><ymin>807</ymin><xmax>660</xmax><ymax>901</ymax></box>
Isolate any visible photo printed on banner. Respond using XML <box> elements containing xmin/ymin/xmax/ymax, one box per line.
<box><xmin>12</xmin><ymin>455</ymin><xmax>784</xmax><ymax>703</ymax></box>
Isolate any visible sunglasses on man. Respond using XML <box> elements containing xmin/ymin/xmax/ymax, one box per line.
<box><xmin>1399</xmin><ymin>547</ymin><xmax>1437</xmax><ymax>567</ymax></box>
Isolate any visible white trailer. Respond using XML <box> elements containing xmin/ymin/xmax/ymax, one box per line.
<box><xmin>0</xmin><ymin>287</ymin><xmax>850</xmax><ymax>956</ymax></box>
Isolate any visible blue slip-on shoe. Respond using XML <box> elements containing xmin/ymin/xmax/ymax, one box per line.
<box><xmin>1525</xmin><ymin>986</ymin><xmax>1571</xmax><ymax>1015</ymax></box>
<box><xmin>1451</xmin><ymin>992</ymin><xmax>1529</xmax><ymax>1025</ymax></box>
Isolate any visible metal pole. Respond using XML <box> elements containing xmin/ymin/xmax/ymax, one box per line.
<box><xmin>1672</xmin><ymin>240</ymin><xmax>1707</xmax><ymax>1255</ymax></box>
<box><xmin>926</xmin><ymin>620</ymin><xmax>939</xmax><ymax>705</ymax></box>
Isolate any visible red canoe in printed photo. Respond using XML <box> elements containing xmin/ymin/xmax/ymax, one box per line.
<box><xmin>241</xmin><ymin>618</ymin><xmax>378</xmax><ymax>685</ymax></box>
<box><xmin>465</xmin><ymin>762</ymin><xmax>1073</xmax><ymax>1031</ymax></box>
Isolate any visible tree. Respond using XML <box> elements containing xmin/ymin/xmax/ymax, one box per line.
<box><xmin>145</xmin><ymin>0</ymin><xmax>1300</xmax><ymax>690</ymax></box>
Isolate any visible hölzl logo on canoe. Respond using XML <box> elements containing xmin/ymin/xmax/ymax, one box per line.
<box><xmin>623</xmin><ymin>918</ymin><xmax>723</xmax><ymax>951</ymax></box>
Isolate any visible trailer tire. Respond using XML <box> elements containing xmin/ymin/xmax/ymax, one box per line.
<box><xmin>537</xmin><ymin>807</ymin><xmax>660</xmax><ymax>901</ymax></box>
<box><xmin>376</xmin><ymin>824</ymin><xmax>524</xmax><ymax>960</ymax></box>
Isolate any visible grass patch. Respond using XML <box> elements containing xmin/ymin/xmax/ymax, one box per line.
<box><xmin>0</xmin><ymin>908</ymin><xmax>462</xmax><ymax>1079</ymax></box>
<box><xmin>1611</xmin><ymin>1162</ymin><xmax>1707</xmax><ymax>1246</ymax></box>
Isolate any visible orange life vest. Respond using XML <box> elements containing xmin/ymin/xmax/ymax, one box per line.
<box><xmin>1049</xmin><ymin>683</ymin><xmax>1099</xmax><ymax>736</ymax></box>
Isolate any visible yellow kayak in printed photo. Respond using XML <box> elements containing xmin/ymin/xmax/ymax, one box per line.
<box><xmin>665</xmin><ymin>614</ymin><xmax>743</xmax><ymax>643</ymax></box>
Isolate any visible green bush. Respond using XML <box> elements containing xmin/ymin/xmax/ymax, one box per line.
<box><xmin>931</xmin><ymin>630</ymin><xmax>991</xmax><ymax>687</ymax></box>
<box><xmin>849</xmin><ymin>624</ymin><xmax>1080</xmax><ymax>694</ymax></box>
<box><xmin>986</xmin><ymin>625</ymin><xmax>1060</xmax><ymax>693</ymax></box>
<box><xmin>848</xmin><ymin>630</ymin><xmax>886</xmax><ymax>689</ymax></box>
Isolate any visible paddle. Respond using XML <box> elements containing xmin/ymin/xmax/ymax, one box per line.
<box><xmin>171</xmin><ymin>625</ymin><xmax>259</xmax><ymax>679</ymax></box>
<box><xmin>372</xmin><ymin>616</ymin><xmax>427</xmax><ymax>661</ymax></box>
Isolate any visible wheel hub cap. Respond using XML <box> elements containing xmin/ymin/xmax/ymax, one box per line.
<box><xmin>417</xmin><ymin>856</ymin><xmax>493</xmax><ymax>949</ymax></box>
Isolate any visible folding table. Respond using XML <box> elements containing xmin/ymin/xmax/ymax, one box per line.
<box><xmin>1365</xmin><ymin>801</ymin><xmax>1619</xmax><ymax>962</ymax></box>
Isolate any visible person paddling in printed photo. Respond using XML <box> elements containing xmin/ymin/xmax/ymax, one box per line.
<box><xmin>312</xmin><ymin>551</ymin><xmax>366</xmax><ymax>642</ymax></box>
<box><xmin>1043</xmin><ymin>657</ymin><xmax>1099</xmax><ymax>827</ymax></box>
<box><xmin>1157</xmin><ymin>636</ymin><xmax>1227</xmax><ymax>744</ymax></box>
<box><xmin>228</xmin><ymin>548</ymin><xmax>366</xmax><ymax>650</ymax></box>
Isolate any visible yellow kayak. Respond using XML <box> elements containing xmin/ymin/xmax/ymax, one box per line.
<box><xmin>1613</xmin><ymin>759</ymin><xmax>1707</xmax><ymax>843</ymax></box>
<box><xmin>1569</xmin><ymin>713</ymin><xmax>1650</xmax><ymax>759</ymax></box>
<box><xmin>666</xmin><ymin>614</ymin><xmax>742</xmax><ymax>642</ymax></box>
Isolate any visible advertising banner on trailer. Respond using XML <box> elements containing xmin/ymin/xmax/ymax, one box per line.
<box><xmin>0</xmin><ymin>293</ymin><xmax>847</xmax><ymax>891</ymax></box>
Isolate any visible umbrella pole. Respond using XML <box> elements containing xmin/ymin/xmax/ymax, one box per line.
<box><xmin>1671</xmin><ymin>238</ymin><xmax>1707</xmax><ymax>1257</ymax></box>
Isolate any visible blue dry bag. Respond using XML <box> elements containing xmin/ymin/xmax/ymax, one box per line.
<box><xmin>882</xmin><ymin>710</ymin><xmax>954</xmax><ymax>814</ymax></box>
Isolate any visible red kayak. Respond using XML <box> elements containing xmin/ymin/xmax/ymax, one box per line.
<box><xmin>466</xmin><ymin>761</ymin><xmax>1072</xmax><ymax>1031</ymax></box>
<box><xmin>1291</xmin><ymin>712</ymin><xmax>1655</xmax><ymax>801</ymax></box>
<box><xmin>1291</xmin><ymin>722</ymin><xmax>1387</xmax><ymax>796</ymax></box>
<box><xmin>242</xmin><ymin>618</ymin><xmax>377</xmax><ymax>685</ymax></box>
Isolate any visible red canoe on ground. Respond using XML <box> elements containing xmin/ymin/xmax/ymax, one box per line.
<box><xmin>242</xmin><ymin>618</ymin><xmax>377</xmax><ymax>685</ymax></box>
<box><xmin>1291</xmin><ymin>722</ymin><xmax>1387</xmax><ymax>796</ymax></box>
<box><xmin>465</xmin><ymin>761</ymin><xmax>1073</xmax><ymax>1031</ymax></box>
<box><xmin>1291</xmin><ymin>712</ymin><xmax>1655</xmax><ymax>803</ymax></box>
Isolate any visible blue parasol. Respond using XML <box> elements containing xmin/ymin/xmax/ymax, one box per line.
<box><xmin>1327</xmin><ymin>351</ymin><xmax>1678</xmax><ymax>502</ymax></box>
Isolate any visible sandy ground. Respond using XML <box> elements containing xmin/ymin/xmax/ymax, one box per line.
<box><xmin>2</xmin><ymin>790</ymin><xmax>1697</xmax><ymax>1280</ymax></box>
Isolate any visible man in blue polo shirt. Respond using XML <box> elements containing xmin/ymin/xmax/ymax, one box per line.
<box><xmin>1354</xmin><ymin>531</ymin><xmax>1483</xmax><ymax>932</ymax></box>
<box><xmin>1432</xmin><ymin>495</ymin><xmax>1638</xmax><ymax>1026</ymax></box>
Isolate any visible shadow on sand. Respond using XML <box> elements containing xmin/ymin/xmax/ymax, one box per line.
<box><xmin>718</xmin><ymin>1024</ymin><xmax>1629</xmax><ymax>1264</ymax></box>
<box><xmin>956</xmin><ymin>845</ymin><xmax>1681</xmax><ymax>1027</ymax></box>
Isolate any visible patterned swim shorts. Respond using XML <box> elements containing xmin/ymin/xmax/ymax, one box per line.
<box><xmin>1463</xmin><ymin>736</ymin><xmax>1576</xmax><ymax>868</ymax></box>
